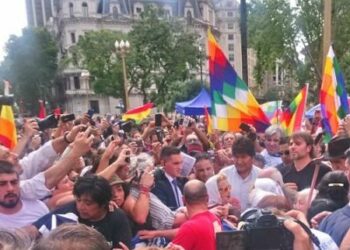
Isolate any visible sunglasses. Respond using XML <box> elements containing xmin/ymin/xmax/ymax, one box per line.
<box><xmin>280</xmin><ymin>150</ymin><xmax>290</xmax><ymax>156</ymax></box>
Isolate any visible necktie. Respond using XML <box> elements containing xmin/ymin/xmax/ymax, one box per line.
<box><xmin>172</xmin><ymin>179</ymin><xmax>180</xmax><ymax>207</ymax></box>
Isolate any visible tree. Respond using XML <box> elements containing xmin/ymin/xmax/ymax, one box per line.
<box><xmin>248</xmin><ymin>0</ymin><xmax>298</xmax><ymax>85</ymax></box>
<box><xmin>295</xmin><ymin>0</ymin><xmax>350</xmax><ymax>97</ymax></box>
<box><xmin>128</xmin><ymin>7</ymin><xmax>202</xmax><ymax>107</ymax></box>
<box><xmin>71</xmin><ymin>30</ymin><xmax>127</xmax><ymax>100</ymax></box>
<box><xmin>0</xmin><ymin>28</ymin><xmax>58</xmax><ymax>113</ymax></box>
<box><xmin>155</xmin><ymin>79</ymin><xmax>203</xmax><ymax>113</ymax></box>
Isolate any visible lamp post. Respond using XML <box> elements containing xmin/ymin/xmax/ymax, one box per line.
<box><xmin>115</xmin><ymin>40</ymin><xmax>130</xmax><ymax>112</ymax></box>
<box><xmin>199</xmin><ymin>46</ymin><xmax>203</xmax><ymax>86</ymax></box>
<box><xmin>81</xmin><ymin>70</ymin><xmax>90</xmax><ymax>110</ymax></box>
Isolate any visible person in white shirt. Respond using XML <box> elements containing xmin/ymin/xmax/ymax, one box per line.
<box><xmin>0</xmin><ymin>130</ymin><xmax>94</xmax><ymax>229</ymax></box>
<box><xmin>0</xmin><ymin>160</ymin><xmax>49</xmax><ymax>229</ymax></box>
<box><xmin>0</xmin><ymin>125</ymin><xmax>87</xmax><ymax>200</ymax></box>
<box><xmin>207</xmin><ymin>136</ymin><xmax>261</xmax><ymax>211</ymax></box>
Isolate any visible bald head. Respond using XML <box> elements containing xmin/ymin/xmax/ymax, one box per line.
<box><xmin>183</xmin><ymin>180</ymin><xmax>208</xmax><ymax>205</ymax></box>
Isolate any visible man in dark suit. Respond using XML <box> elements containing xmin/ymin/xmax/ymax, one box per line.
<box><xmin>152</xmin><ymin>146</ymin><xmax>187</xmax><ymax>210</ymax></box>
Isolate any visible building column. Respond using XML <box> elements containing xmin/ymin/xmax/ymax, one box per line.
<box><xmin>51</xmin><ymin>0</ymin><xmax>55</xmax><ymax>17</ymax></box>
<box><xmin>31</xmin><ymin>0</ymin><xmax>37</xmax><ymax>26</ymax></box>
<box><xmin>41</xmin><ymin>0</ymin><xmax>47</xmax><ymax>25</ymax></box>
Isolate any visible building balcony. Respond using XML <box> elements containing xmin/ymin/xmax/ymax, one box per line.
<box><xmin>65</xmin><ymin>89</ymin><xmax>95</xmax><ymax>95</ymax></box>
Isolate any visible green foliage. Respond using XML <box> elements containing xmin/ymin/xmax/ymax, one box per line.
<box><xmin>295</xmin><ymin>0</ymin><xmax>323</xmax><ymax>89</ymax></box>
<box><xmin>72</xmin><ymin>30</ymin><xmax>127</xmax><ymax>98</ymax></box>
<box><xmin>248</xmin><ymin>0</ymin><xmax>298</xmax><ymax>84</ymax></box>
<box><xmin>128</xmin><ymin>6</ymin><xmax>201</xmax><ymax>107</ymax></box>
<box><xmin>158</xmin><ymin>79</ymin><xmax>203</xmax><ymax>113</ymax></box>
<box><xmin>0</xmin><ymin>28</ymin><xmax>58</xmax><ymax>113</ymax></box>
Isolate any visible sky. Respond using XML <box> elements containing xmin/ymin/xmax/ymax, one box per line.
<box><xmin>0</xmin><ymin>1</ymin><xmax>27</xmax><ymax>61</ymax></box>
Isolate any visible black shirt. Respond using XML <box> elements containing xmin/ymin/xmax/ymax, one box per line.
<box><xmin>282</xmin><ymin>161</ymin><xmax>331</xmax><ymax>191</ymax></box>
<box><xmin>33</xmin><ymin>202</ymin><xmax>132</xmax><ymax>249</ymax></box>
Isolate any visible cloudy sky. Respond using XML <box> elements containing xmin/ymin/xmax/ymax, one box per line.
<box><xmin>0</xmin><ymin>1</ymin><xmax>27</xmax><ymax>61</ymax></box>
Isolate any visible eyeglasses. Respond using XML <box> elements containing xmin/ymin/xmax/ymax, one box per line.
<box><xmin>280</xmin><ymin>150</ymin><xmax>290</xmax><ymax>156</ymax></box>
<box><xmin>187</xmin><ymin>138</ymin><xmax>199</xmax><ymax>144</ymax></box>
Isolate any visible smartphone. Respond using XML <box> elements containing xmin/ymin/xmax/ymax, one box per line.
<box><xmin>125</xmin><ymin>150</ymin><xmax>130</xmax><ymax>163</ymax></box>
<box><xmin>183</xmin><ymin>117</ymin><xmax>190</xmax><ymax>127</ymax></box>
<box><xmin>239</xmin><ymin>123</ymin><xmax>251</xmax><ymax>132</ymax></box>
<box><xmin>134</xmin><ymin>139</ymin><xmax>144</xmax><ymax>148</ymax></box>
<box><xmin>121</xmin><ymin>121</ymin><xmax>132</xmax><ymax>133</ymax></box>
<box><xmin>155</xmin><ymin>113</ymin><xmax>162</xmax><ymax>127</ymax></box>
<box><xmin>60</xmin><ymin>113</ymin><xmax>75</xmax><ymax>122</ymax></box>
<box><xmin>87</xmin><ymin>108</ymin><xmax>95</xmax><ymax>118</ymax></box>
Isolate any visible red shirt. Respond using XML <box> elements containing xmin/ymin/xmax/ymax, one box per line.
<box><xmin>172</xmin><ymin>211</ymin><xmax>222</xmax><ymax>250</ymax></box>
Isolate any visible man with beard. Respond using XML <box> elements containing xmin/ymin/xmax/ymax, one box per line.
<box><xmin>283</xmin><ymin>132</ymin><xmax>331</xmax><ymax>191</ymax></box>
<box><xmin>0</xmin><ymin>161</ymin><xmax>49</xmax><ymax>229</ymax></box>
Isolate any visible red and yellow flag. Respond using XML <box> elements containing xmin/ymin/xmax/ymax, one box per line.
<box><xmin>280</xmin><ymin>84</ymin><xmax>308</xmax><ymax>135</ymax></box>
<box><xmin>122</xmin><ymin>103</ymin><xmax>154</xmax><ymax>124</ymax></box>
<box><xmin>204</xmin><ymin>106</ymin><xmax>213</xmax><ymax>134</ymax></box>
<box><xmin>0</xmin><ymin>105</ymin><xmax>17</xmax><ymax>149</ymax></box>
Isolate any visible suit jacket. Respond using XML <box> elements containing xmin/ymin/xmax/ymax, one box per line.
<box><xmin>151</xmin><ymin>169</ymin><xmax>187</xmax><ymax>211</ymax></box>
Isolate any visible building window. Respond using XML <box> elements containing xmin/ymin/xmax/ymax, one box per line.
<box><xmin>164</xmin><ymin>9</ymin><xmax>171</xmax><ymax>19</ymax></box>
<box><xmin>70</xmin><ymin>32</ymin><xmax>76</xmax><ymax>43</ymax></box>
<box><xmin>90</xmin><ymin>100</ymin><xmax>100</xmax><ymax>113</ymax></box>
<box><xmin>229</xmin><ymin>54</ymin><xmax>234</xmax><ymax>61</ymax></box>
<box><xmin>82</xmin><ymin>2</ymin><xmax>88</xmax><ymax>17</ymax></box>
<box><xmin>227</xmin><ymin>11</ymin><xmax>233</xmax><ymax>17</ymax></box>
<box><xmin>65</xmin><ymin>78</ymin><xmax>70</xmax><ymax>90</ymax></box>
<box><xmin>112</xmin><ymin>6</ymin><xmax>118</xmax><ymax>19</ymax></box>
<box><xmin>73</xmin><ymin>76</ymin><xmax>80</xmax><ymax>89</ymax></box>
<box><xmin>186</xmin><ymin>10</ymin><xmax>192</xmax><ymax>25</ymax></box>
<box><xmin>228</xmin><ymin>34</ymin><xmax>234</xmax><ymax>40</ymax></box>
<box><xmin>69</xmin><ymin>2</ymin><xmax>74</xmax><ymax>17</ymax></box>
<box><xmin>136</xmin><ymin>7</ymin><xmax>142</xmax><ymax>13</ymax></box>
<box><xmin>209</xmin><ymin>10</ymin><xmax>213</xmax><ymax>24</ymax></box>
<box><xmin>228</xmin><ymin>23</ymin><xmax>234</xmax><ymax>29</ymax></box>
<box><xmin>228</xmin><ymin>44</ymin><xmax>234</xmax><ymax>51</ymax></box>
<box><xmin>199</xmin><ymin>7</ymin><xmax>203</xmax><ymax>16</ymax></box>
<box><xmin>72</xmin><ymin>52</ymin><xmax>78</xmax><ymax>65</ymax></box>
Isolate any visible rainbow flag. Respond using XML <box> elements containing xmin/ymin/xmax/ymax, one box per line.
<box><xmin>122</xmin><ymin>102</ymin><xmax>154</xmax><ymax>124</ymax></box>
<box><xmin>208</xmin><ymin>30</ymin><xmax>270</xmax><ymax>132</ymax></box>
<box><xmin>280</xmin><ymin>84</ymin><xmax>308</xmax><ymax>135</ymax></box>
<box><xmin>320</xmin><ymin>46</ymin><xmax>349</xmax><ymax>142</ymax></box>
<box><xmin>261</xmin><ymin>100</ymin><xmax>283</xmax><ymax>124</ymax></box>
<box><xmin>0</xmin><ymin>105</ymin><xmax>17</xmax><ymax>149</ymax></box>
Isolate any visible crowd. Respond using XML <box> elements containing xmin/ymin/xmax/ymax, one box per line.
<box><xmin>1</xmin><ymin>110</ymin><xmax>350</xmax><ymax>250</ymax></box>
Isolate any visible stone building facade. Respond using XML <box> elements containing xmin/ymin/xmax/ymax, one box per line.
<box><xmin>25</xmin><ymin>0</ymin><xmax>261</xmax><ymax>114</ymax></box>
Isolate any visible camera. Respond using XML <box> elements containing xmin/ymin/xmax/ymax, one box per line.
<box><xmin>60</xmin><ymin>113</ymin><xmax>75</xmax><ymax>122</ymax></box>
<box><xmin>216</xmin><ymin>209</ymin><xmax>294</xmax><ymax>250</ymax></box>
<box><xmin>37</xmin><ymin>114</ymin><xmax>59</xmax><ymax>131</ymax></box>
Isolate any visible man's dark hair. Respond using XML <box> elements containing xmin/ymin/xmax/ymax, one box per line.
<box><xmin>184</xmin><ymin>180</ymin><xmax>208</xmax><ymax>205</ymax></box>
<box><xmin>73</xmin><ymin>175</ymin><xmax>112</xmax><ymax>208</ymax></box>
<box><xmin>0</xmin><ymin>160</ymin><xmax>17</xmax><ymax>176</ymax></box>
<box><xmin>290</xmin><ymin>132</ymin><xmax>314</xmax><ymax>146</ymax></box>
<box><xmin>279</xmin><ymin>136</ymin><xmax>290</xmax><ymax>145</ymax></box>
<box><xmin>316</xmin><ymin>171</ymin><xmax>349</xmax><ymax>207</ymax></box>
<box><xmin>160</xmin><ymin>146</ymin><xmax>181</xmax><ymax>161</ymax></box>
<box><xmin>195</xmin><ymin>153</ymin><xmax>211</xmax><ymax>163</ymax></box>
<box><xmin>232</xmin><ymin>136</ymin><xmax>255</xmax><ymax>157</ymax></box>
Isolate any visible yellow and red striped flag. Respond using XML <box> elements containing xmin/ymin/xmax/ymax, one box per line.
<box><xmin>0</xmin><ymin>105</ymin><xmax>17</xmax><ymax>149</ymax></box>
<box><xmin>204</xmin><ymin>106</ymin><xmax>213</xmax><ymax>134</ymax></box>
<box><xmin>122</xmin><ymin>103</ymin><xmax>154</xmax><ymax>124</ymax></box>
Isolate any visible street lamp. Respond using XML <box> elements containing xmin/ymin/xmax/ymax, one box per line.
<box><xmin>115</xmin><ymin>39</ymin><xmax>130</xmax><ymax>111</ymax></box>
<box><xmin>81</xmin><ymin>70</ymin><xmax>90</xmax><ymax>110</ymax></box>
<box><xmin>199</xmin><ymin>46</ymin><xmax>203</xmax><ymax>86</ymax></box>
